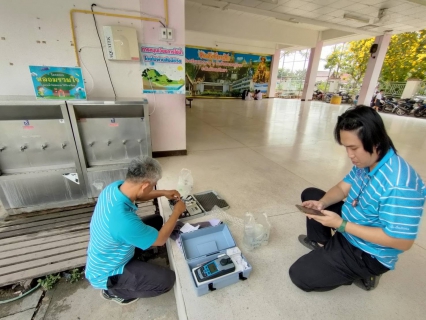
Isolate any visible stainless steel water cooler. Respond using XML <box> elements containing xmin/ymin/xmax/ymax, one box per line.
<box><xmin>0</xmin><ymin>101</ymin><xmax>90</xmax><ymax>214</ymax></box>
<box><xmin>67</xmin><ymin>100</ymin><xmax>151</xmax><ymax>198</ymax></box>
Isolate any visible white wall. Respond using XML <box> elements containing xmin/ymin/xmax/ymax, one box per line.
<box><xmin>0</xmin><ymin>0</ymin><xmax>186</xmax><ymax>153</ymax></box>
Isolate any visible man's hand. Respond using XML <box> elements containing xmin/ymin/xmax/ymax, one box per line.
<box><xmin>163</xmin><ymin>190</ymin><xmax>181</xmax><ymax>200</ymax></box>
<box><xmin>306</xmin><ymin>210</ymin><xmax>343</xmax><ymax>229</ymax></box>
<box><xmin>172</xmin><ymin>199</ymin><xmax>186</xmax><ymax>216</ymax></box>
<box><xmin>302</xmin><ymin>200</ymin><xmax>325</xmax><ymax>211</ymax></box>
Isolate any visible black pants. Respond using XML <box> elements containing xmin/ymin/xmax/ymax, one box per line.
<box><xmin>289</xmin><ymin>188</ymin><xmax>389</xmax><ymax>292</ymax></box>
<box><xmin>106</xmin><ymin>214</ymin><xmax>176</xmax><ymax>299</ymax></box>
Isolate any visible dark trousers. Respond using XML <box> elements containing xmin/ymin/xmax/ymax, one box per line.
<box><xmin>289</xmin><ymin>188</ymin><xmax>389</xmax><ymax>292</ymax></box>
<box><xmin>106</xmin><ymin>214</ymin><xmax>176</xmax><ymax>299</ymax></box>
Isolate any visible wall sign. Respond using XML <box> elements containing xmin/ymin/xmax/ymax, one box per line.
<box><xmin>185</xmin><ymin>46</ymin><xmax>272</xmax><ymax>97</ymax></box>
<box><xmin>29</xmin><ymin>66</ymin><xmax>86</xmax><ymax>100</ymax></box>
<box><xmin>140</xmin><ymin>45</ymin><xmax>185</xmax><ymax>94</ymax></box>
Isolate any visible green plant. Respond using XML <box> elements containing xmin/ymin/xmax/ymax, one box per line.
<box><xmin>38</xmin><ymin>274</ymin><xmax>61</xmax><ymax>291</ymax></box>
<box><xmin>67</xmin><ymin>268</ymin><xmax>84</xmax><ymax>284</ymax></box>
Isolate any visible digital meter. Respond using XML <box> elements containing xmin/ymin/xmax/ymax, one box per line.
<box><xmin>194</xmin><ymin>255</ymin><xmax>236</xmax><ymax>283</ymax></box>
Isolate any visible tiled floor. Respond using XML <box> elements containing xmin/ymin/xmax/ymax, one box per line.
<box><xmin>158</xmin><ymin>98</ymin><xmax>426</xmax><ymax>320</ymax></box>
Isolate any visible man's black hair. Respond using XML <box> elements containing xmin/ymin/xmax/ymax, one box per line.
<box><xmin>334</xmin><ymin>106</ymin><xmax>396</xmax><ymax>161</ymax></box>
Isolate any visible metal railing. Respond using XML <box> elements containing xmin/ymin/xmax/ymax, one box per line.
<box><xmin>416</xmin><ymin>81</ymin><xmax>426</xmax><ymax>96</ymax></box>
<box><xmin>276</xmin><ymin>78</ymin><xmax>305</xmax><ymax>98</ymax></box>
<box><xmin>383</xmin><ymin>82</ymin><xmax>406</xmax><ymax>98</ymax></box>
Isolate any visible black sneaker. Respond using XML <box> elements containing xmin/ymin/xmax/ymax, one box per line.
<box><xmin>100</xmin><ymin>290</ymin><xmax>139</xmax><ymax>305</ymax></box>
<box><xmin>298</xmin><ymin>235</ymin><xmax>322</xmax><ymax>251</ymax></box>
<box><xmin>353</xmin><ymin>275</ymin><xmax>381</xmax><ymax>291</ymax></box>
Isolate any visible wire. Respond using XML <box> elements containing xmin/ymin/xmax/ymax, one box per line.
<box><xmin>91</xmin><ymin>4</ymin><xmax>117</xmax><ymax>99</ymax></box>
<box><xmin>94</xmin><ymin>4</ymin><xmax>167</xmax><ymax>27</ymax></box>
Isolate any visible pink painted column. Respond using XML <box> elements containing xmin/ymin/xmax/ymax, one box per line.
<box><xmin>140</xmin><ymin>0</ymin><xmax>186</xmax><ymax>154</ymax></box>
<box><xmin>267</xmin><ymin>49</ymin><xmax>281</xmax><ymax>98</ymax></box>
<box><xmin>357</xmin><ymin>34</ymin><xmax>391</xmax><ymax>106</ymax></box>
<box><xmin>301</xmin><ymin>41</ymin><xmax>323</xmax><ymax>101</ymax></box>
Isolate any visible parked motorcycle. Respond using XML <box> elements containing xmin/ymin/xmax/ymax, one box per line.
<box><xmin>395</xmin><ymin>98</ymin><xmax>421</xmax><ymax>116</ymax></box>
<box><xmin>324</xmin><ymin>92</ymin><xmax>334</xmax><ymax>103</ymax></box>
<box><xmin>338</xmin><ymin>91</ymin><xmax>353</xmax><ymax>104</ymax></box>
<box><xmin>312</xmin><ymin>90</ymin><xmax>323</xmax><ymax>100</ymax></box>
<box><xmin>382</xmin><ymin>97</ymin><xmax>399</xmax><ymax>113</ymax></box>
<box><xmin>414</xmin><ymin>103</ymin><xmax>426</xmax><ymax>118</ymax></box>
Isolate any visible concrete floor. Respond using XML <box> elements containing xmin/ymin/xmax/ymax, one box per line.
<box><xmin>0</xmin><ymin>257</ymin><xmax>178</xmax><ymax>320</ymax></box>
<box><xmin>5</xmin><ymin>98</ymin><xmax>425</xmax><ymax>320</ymax></box>
<box><xmin>157</xmin><ymin>98</ymin><xmax>426</xmax><ymax>320</ymax></box>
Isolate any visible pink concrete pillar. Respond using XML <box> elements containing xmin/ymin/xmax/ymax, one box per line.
<box><xmin>301</xmin><ymin>41</ymin><xmax>323</xmax><ymax>101</ymax></box>
<box><xmin>267</xmin><ymin>49</ymin><xmax>281</xmax><ymax>98</ymax></box>
<box><xmin>140</xmin><ymin>0</ymin><xmax>186</xmax><ymax>154</ymax></box>
<box><xmin>357</xmin><ymin>34</ymin><xmax>391</xmax><ymax>106</ymax></box>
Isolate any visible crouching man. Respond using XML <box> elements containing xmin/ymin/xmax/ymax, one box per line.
<box><xmin>86</xmin><ymin>156</ymin><xmax>186</xmax><ymax>305</ymax></box>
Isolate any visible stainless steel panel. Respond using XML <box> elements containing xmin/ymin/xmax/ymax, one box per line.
<box><xmin>0</xmin><ymin>104</ymin><xmax>63</xmax><ymax>120</ymax></box>
<box><xmin>0</xmin><ymin>120</ymin><xmax>74</xmax><ymax>172</ymax></box>
<box><xmin>0</xmin><ymin>101</ymin><xmax>90</xmax><ymax>213</ymax></box>
<box><xmin>66</xmin><ymin>101</ymin><xmax>151</xmax><ymax>198</ymax></box>
<box><xmin>0</xmin><ymin>170</ymin><xmax>90</xmax><ymax>213</ymax></box>
<box><xmin>77</xmin><ymin>117</ymin><xmax>150</xmax><ymax>167</ymax></box>
<box><xmin>87</xmin><ymin>167</ymin><xmax>128</xmax><ymax>198</ymax></box>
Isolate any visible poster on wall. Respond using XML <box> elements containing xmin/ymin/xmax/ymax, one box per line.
<box><xmin>140</xmin><ymin>44</ymin><xmax>185</xmax><ymax>94</ymax></box>
<box><xmin>185</xmin><ymin>46</ymin><xmax>272</xmax><ymax>97</ymax></box>
<box><xmin>29</xmin><ymin>66</ymin><xmax>86</xmax><ymax>100</ymax></box>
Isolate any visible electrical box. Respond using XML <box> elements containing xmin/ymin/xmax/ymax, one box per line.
<box><xmin>159</xmin><ymin>28</ymin><xmax>174</xmax><ymax>41</ymax></box>
<box><xmin>167</xmin><ymin>28</ymin><xmax>174</xmax><ymax>40</ymax></box>
<box><xmin>103</xmin><ymin>26</ymin><xmax>140</xmax><ymax>61</ymax></box>
<box><xmin>160</xmin><ymin>28</ymin><xmax>168</xmax><ymax>40</ymax></box>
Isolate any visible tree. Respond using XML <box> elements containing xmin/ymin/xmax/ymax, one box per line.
<box><xmin>324</xmin><ymin>44</ymin><xmax>348</xmax><ymax>78</ymax></box>
<box><xmin>277</xmin><ymin>68</ymin><xmax>306</xmax><ymax>79</ymax></box>
<box><xmin>323</xmin><ymin>31</ymin><xmax>426</xmax><ymax>87</ymax></box>
<box><xmin>344</xmin><ymin>38</ymin><xmax>375</xmax><ymax>88</ymax></box>
<box><xmin>380</xmin><ymin>32</ymin><xmax>423</xmax><ymax>82</ymax></box>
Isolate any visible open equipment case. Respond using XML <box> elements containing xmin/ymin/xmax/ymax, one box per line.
<box><xmin>180</xmin><ymin>224</ymin><xmax>252</xmax><ymax>296</ymax></box>
<box><xmin>168</xmin><ymin>190</ymin><xmax>230</xmax><ymax>222</ymax></box>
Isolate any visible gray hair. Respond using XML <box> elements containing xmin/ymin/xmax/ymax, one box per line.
<box><xmin>126</xmin><ymin>156</ymin><xmax>162</xmax><ymax>184</ymax></box>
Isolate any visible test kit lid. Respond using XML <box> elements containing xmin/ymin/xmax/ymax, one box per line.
<box><xmin>180</xmin><ymin>224</ymin><xmax>236</xmax><ymax>261</ymax></box>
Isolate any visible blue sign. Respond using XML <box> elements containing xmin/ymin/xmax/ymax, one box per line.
<box><xmin>29</xmin><ymin>66</ymin><xmax>86</xmax><ymax>100</ymax></box>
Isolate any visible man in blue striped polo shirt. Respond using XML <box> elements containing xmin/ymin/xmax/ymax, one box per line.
<box><xmin>289</xmin><ymin>106</ymin><xmax>426</xmax><ymax>292</ymax></box>
<box><xmin>85</xmin><ymin>156</ymin><xmax>186</xmax><ymax>305</ymax></box>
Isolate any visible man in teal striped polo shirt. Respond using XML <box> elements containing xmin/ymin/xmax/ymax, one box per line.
<box><xmin>86</xmin><ymin>156</ymin><xmax>186</xmax><ymax>305</ymax></box>
<box><xmin>290</xmin><ymin>106</ymin><xmax>425</xmax><ymax>292</ymax></box>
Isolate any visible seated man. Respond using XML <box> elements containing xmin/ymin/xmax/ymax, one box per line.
<box><xmin>85</xmin><ymin>156</ymin><xmax>186</xmax><ymax>305</ymax></box>
<box><xmin>289</xmin><ymin>106</ymin><xmax>425</xmax><ymax>292</ymax></box>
